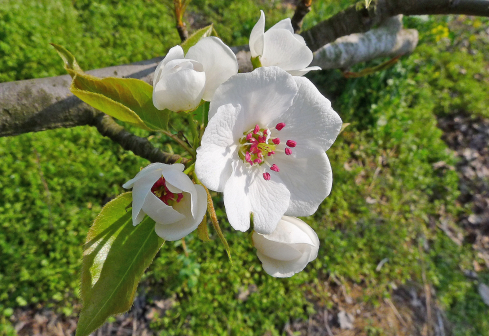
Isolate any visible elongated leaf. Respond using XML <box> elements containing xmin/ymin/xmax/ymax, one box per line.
<box><xmin>77</xmin><ymin>193</ymin><xmax>164</xmax><ymax>336</ymax></box>
<box><xmin>71</xmin><ymin>74</ymin><xmax>170</xmax><ymax>130</ymax></box>
<box><xmin>50</xmin><ymin>43</ymin><xmax>83</xmax><ymax>77</ymax></box>
<box><xmin>181</xmin><ymin>24</ymin><xmax>213</xmax><ymax>54</ymax></box>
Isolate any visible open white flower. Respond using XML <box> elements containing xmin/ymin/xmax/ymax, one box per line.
<box><xmin>195</xmin><ymin>66</ymin><xmax>342</xmax><ymax>234</ymax></box>
<box><xmin>249</xmin><ymin>10</ymin><xmax>320</xmax><ymax>76</ymax></box>
<box><xmin>123</xmin><ymin>163</ymin><xmax>207</xmax><ymax>241</ymax></box>
<box><xmin>253</xmin><ymin>216</ymin><xmax>319</xmax><ymax>278</ymax></box>
<box><xmin>153</xmin><ymin>36</ymin><xmax>238</xmax><ymax>112</ymax></box>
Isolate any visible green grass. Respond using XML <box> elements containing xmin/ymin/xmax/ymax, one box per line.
<box><xmin>1</xmin><ymin>1</ymin><xmax>489</xmax><ymax>335</ymax></box>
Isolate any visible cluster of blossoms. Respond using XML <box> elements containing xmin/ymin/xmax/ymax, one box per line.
<box><xmin>124</xmin><ymin>11</ymin><xmax>342</xmax><ymax>277</ymax></box>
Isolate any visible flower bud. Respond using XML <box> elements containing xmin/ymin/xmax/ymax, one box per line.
<box><xmin>123</xmin><ymin>163</ymin><xmax>207</xmax><ymax>241</ymax></box>
<box><xmin>252</xmin><ymin>216</ymin><xmax>319</xmax><ymax>277</ymax></box>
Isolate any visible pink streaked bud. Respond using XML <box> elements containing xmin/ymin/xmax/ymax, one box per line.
<box><xmin>272</xmin><ymin>138</ymin><xmax>280</xmax><ymax>145</ymax></box>
<box><xmin>276</xmin><ymin>123</ymin><xmax>285</xmax><ymax>131</ymax></box>
<box><xmin>286</xmin><ymin>140</ymin><xmax>297</xmax><ymax>148</ymax></box>
<box><xmin>253</xmin><ymin>124</ymin><xmax>260</xmax><ymax>134</ymax></box>
<box><xmin>263</xmin><ymin>172</ymin><xmax>271</xmax><ymax>181</ymax></box>
<box><xmin>254</xmin><ymin>158</ymin><xmax>262</xmax><ymax>164</ymax></box>
<box><xmin>270</xmin><ymin>164</ymin><xmax>280</xmax><ymax>172</ymax></box>
<box><xmin>285</xmin><ymin>148</ymin><xmax>292</xmax><ymax>155</ymax></box>
<box><xmin>268</xmin><ymin>151</ymin><xmax>275</xmax><ymax>156</ymax></box>
<box><xmin>246</xmin><ymin>133</ymin><xmax>253</xmax><ymax>141</ymax></box>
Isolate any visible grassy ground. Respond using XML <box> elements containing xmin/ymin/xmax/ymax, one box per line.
<box><xmin>1</xmin><ymin>0</ymin><xmax>489</xmax><ymax>335</ymax></box>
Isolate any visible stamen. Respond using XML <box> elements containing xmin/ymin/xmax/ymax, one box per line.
<box><xmin>246</xmin><ymin>133</ymin><xmax>253</xmax><ymax>141</ymax></box>
<box><xmin>254</xmin><ymin>158</ymin><xmax>262</xmax><ymax>164</ymax></box>
<box><xmin>270</xmin><ymin>164</ymin><xmax>280</xmax><ymax>172</ymax></box>
<box><xmin>176</xmin><ymin>193</ymin><xmax>184</xmax><ymax>203</ymax></box>
<box><xmin>263</xmin><ymin>172</ymin><xmax>271</xmax><ymax>181</ymax></box>
<box><xmin>276</xmin><ymin>123</ymin><xmax>285</xmax><ymax>131</ymax></box>
<box><xmin>253</xmin><ymin>124</ymin><xmax>260</xmax><ymax>134</ymax></box>
<box><xmin>267</xmin><ymin>151</ymin><xmax>275</xmax><ymax>156</ymax></box>
<box><xmin>272</xmin><ymin>138</ymin><xmax>280</xmax><ymax>145</ymax></box>
<box><xmin>285</xmin><ymin>148</ymin><xmax>292</xmax><ymax>155</ymax></box>
<box><xmin>286</xmin><ymin>140</ymin><xmax>297</xmax><ymax>148</ymax></box>
<box><xmin>245</xmin><ymin>152</ymin><xmax>251</xmax><ymax>163</ymax></box>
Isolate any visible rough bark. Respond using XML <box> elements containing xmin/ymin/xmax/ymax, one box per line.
<box><xmin>301</xmin><ymin>0</ymin><xmax>489</xmax><ymax>52</ymax></box>
<box><xmin>312</xmin><ymin>15</ymin><xmax>418</xmax><ymax>70</ymax></box>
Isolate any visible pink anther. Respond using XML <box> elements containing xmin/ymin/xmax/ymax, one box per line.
<box><xmin>272</xmin><ymin>138</ymin><xmax>280</xmax><ymax>145</ymax></box>
<box><xmin>176</xmin><ymin>193</ymin><xmax>184</xmax><ymax>203</ymax></box>
<box><xmin>285</xmin><ymin>148</ymin><xmax>292</xmax><ymax>155</ymax></box>
<box><xmin>270</xmin><ymin>164</ymin><xmax>280</xmax><ymax>172</ymax></box>
<box><xmin>253</xmin><ymin>124</ymin><xmax>260</xmax><ymax>134</ymax></box>
<box><xmin>246</xmin><ymin>133</ymin><xmax>253</xmax><ymax>141</ymax></box>
<box><xmin>254</xmin><ymin>158</ymin><xmax>262</xmax><ymax>164</ymax></box>
<box><xmin>286</xmin><ymin>140</ymin><xmax>297</xmax><ymax>148</ymax></box>
<box><xmin>268</xmin><ymin>151</ymin><xmax>275</xmax><ymax>156</ymax></box>
<box><xmin>263</xmin><ymin>172</ymin><xmax>271</xmax><ymax>181</ymax></box>
<box><xmin>276</xmin><ymin>123</ymin><xmax>285</xmax><ymax>131</ymax></box>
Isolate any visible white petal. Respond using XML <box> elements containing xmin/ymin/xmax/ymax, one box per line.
<box><xmin>134</xmin><ymin>209</ymin><xmax>147</xmax><ymax>226</ymax></box>
<box><xmin>186</xmin><ymin>37</ymin><xmax>238</xmax><ymax>101</ymax></box>
<box><xmin>293</xmin><ymin>34</ymin><xmax>306</xmax><ymax>45</ymax></box>
<box><xmin>142</xmin><ymin>192</ymin><xmax>185</xmax><ymax>225</ymax></box>
<box><xmin>208</xmin><ymin>67</ymin><xmax>298</xmax><ymax>129</ymax></box>
<box><xmin>130</xmin><ymin>168</ymin><xmax>163</xmax><ymax>226</ymax></box>
<box><xmin>261</xmin><ymin>29</ymin><xmax>313</xmax><ymax>71</ymax></box>
<box><xmin>270</xmin><ymin>18</ymin><xmax>294</xmax><ymax>34</ymax></box>
<box><xmin>247</xmin><ymin>166</ymin><xmax>290</xmax><ymax>234</ymax></box>
<box><xmin>154</xmin><ymin>185</ymin><xmax>207</xmax><ymax>241</ymax></box>
<box><xmin>261</xmin><ymin>217</ymin><xmax>315</xmax><ymax>245</ymax></box>
<box><xmin>253</xmin><ymin>233</ymin><xmax>302</xmax><ymax>261</ymax></box>
<box><xmin>153</xmin><ymin>46</ymin><xmax>185</xmax><ymax>86</ymax></box>
<box><xmin>201</xmin><ymin>103</ymin><xmax>244</xmax><ymax>147</ymax></box>
<box><xmin>249</xmin><ymin>10</ymin><xmax>265</xmax><ymax>57</ymax></box>
<box><xmin>270</xmin><ymin>151</ymin><xmax>332</xmax><ymax>216</ymax></box>
<box><xmin>256</xmin><ymin>249</ymin><xmax>311</xmax><ymax>278</ymax></box>
<box><xmin>195</xmin><ymin>144</ymin><xmax>235</xmax><ymax>192</ymax></box>
<box><xmin>153</xmin><ymin>60</ymin><xmax>206</xmax><ymax>112</ymax></box>
<box><xmin>161</xmin><ymin>168</ymin><xmax>199</xmax><ymax>218</ymax></box>
<box><xmin>223</xmin><ymin>164</ymin><xmax>252</xmax><ymax>232</ymax></box>
<box><xmin>122</xmin><ymin>163</ymin><xmax>165</xmax><ymax>189</ymax></box>
<box><xmin>287</xmin><ymin>66</ymin><xmax>321</xmax><ymax>76</ymax></box>
<box><xmin>283</xmin><ymin>216</ymin><xmax>320</xmax><ymax>262</ymax></box>
<box><xmin>272</xmin><ymin>76</ymin><xmax>342</xmax><ymax>153</ymax></box>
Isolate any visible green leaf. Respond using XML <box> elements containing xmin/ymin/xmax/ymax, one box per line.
<box><xmin>50</xmin><ymin>43</ymin><xmax>83</xmax><ymax>77</ymax></box>
<box><xmin>77</xmin><ymin>192</ymin><xmax>164</xmax><ymax>336</ymax></box>
<box><xmin>181</xmin><ymin>24</ymin><xmax>213</xmax><ymax>54</ymax></box>
<box><xmin>71</xmin><ymin>74</ymin><xmax>170</xmax><ymax>130</ymax></box>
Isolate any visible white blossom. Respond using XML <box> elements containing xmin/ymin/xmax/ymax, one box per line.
<box><xmin>253</xmin><ymin>216</ymin><xmax>319</xmax><ymax>277</ymax></box>
<box><xmin>249</xmin><ymin>10</ymin><xmax>320</xmax><ymax>76</ymax></box>
<box><xmin>195</xmin><ymin>66</ymin><xmax>342</xmax><ymax>234</ymax></box>
<box><xmin>123</xmin><ymin>163</ymin><xmax>207</xmax><ymax>241</ymax></box>
<box><xmin>153</xmin><ymin>37</ymin><xmax>238</xmax><ymax>112</ymax></box>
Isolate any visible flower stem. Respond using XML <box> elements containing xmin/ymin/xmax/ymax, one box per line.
<box><xmin>162</xmin><ymin>130</ymin><xmax>196</xmax><ymax>159</ymax></box>
<box><xmin>193</xmin><ymin>172</ymin><xmax>232</xmax><ymax>262</ymax></box>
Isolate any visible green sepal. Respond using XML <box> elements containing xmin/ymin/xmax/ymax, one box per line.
<box><xmin>180</xmin><ymin>24</ymin><xmax>214</xmax><ymax>54</ymax></box>
<box><xmin>251</xmin><ymin>56</ymin><xmax>262</xmax><ymax>70</ymax></box>
<box><xmin>76</xmin><ymin>192</ymin><xmax>164</xmax><ymax>336</ymax></box>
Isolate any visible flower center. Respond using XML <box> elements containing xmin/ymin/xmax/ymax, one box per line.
<box><xmin>151</xmin><ymin>177</ymin><xmax>184</xmax><ymax>205</ymax></box>
<box><xmin>238</xmin><ymin>123</ymin><xmax>297</xmax><ymax>181</ymax></box>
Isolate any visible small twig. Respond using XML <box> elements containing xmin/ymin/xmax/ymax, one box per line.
<box><xmin>419</xmin><ymin>240</ymin><xmax>432</xmax><ymax>336</ymax></box>
<box><xmin>93</xmin><ymin>114</ymin><xmax>189</xmax><ymax>165</ymax></box>
<box><xmin>384</xmin><ymin>298</ymin><xmax>407</xmax><ymax>328</ymax></box>
<box><xmin>291</xmin><ymin>0</ymin><xmax>312</xmax><ymax>33</ymax></box>
<box><xmin>323</xmin><ymin>310</ymin><xmax>334</xmax><ymax>336</ymax></box>
<box><xmin>174</xmin><ymin>0</ymin><xmax>189</xmax><ymax>42</ymax></box>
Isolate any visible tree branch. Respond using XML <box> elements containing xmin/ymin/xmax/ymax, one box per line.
<box><xmin>291</xmin><ymin>0</ymin><xmax>312</xmax><ymax>33</ymax></box>
<box><xmin>312</xmin><ymin>15</ymin><xmax>418</xmax><ymax>70</ymax></box>
<box><xmin>301</xmin><ymin>0</ymin><xmax>489</xmax><ymax>52</ymax></box>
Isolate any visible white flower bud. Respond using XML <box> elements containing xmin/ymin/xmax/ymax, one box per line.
<box><xmin>252</xmin><ymin>216</ymin><xmax>319</xmax><ymax>277</ymax></box>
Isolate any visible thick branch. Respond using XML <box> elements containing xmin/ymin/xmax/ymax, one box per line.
<box><xmin>312</xmin><ymin>15</ymin><xmax>418</xmax><ymax>70</ymax></box>
<box><xmin>291</xmin><ymin>0</ymin><xmax>312</xmax><ymax>33</ymax></box>
<box><xmin>301</xmin><ymin>0</ymin><xmax>489</xmax><ymax>52</ymax></box>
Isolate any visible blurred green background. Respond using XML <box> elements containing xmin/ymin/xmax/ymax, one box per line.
<box><xmin>1</xmin><ymin>0</ymin><xmax>489</xmax><ymax>335</ymax></box>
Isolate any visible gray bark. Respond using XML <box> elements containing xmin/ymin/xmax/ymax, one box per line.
<box><xmin>312</xmin><ymin>15</ymin><xmax>418</xmax><ymax>70</ymax></box>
